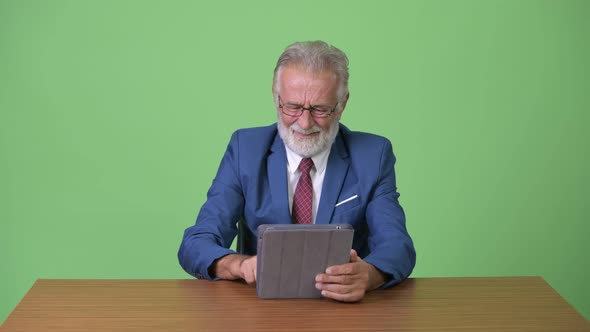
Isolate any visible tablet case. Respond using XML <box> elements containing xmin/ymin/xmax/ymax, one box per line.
<box><xmin>256</xmin><ymin>224</ymin><xmax>354</xmax><ymax>299</ymax></box>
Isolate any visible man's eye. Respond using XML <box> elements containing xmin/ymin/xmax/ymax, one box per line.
<box><xmin>286</xmin><ymin>105</ymin><xmax>303</xmax><ymax>110</ymax></box>
<box><xmin>312</xmin><ymin>107</ymin><xmax>330</xmax><ymax>113</ymax></box>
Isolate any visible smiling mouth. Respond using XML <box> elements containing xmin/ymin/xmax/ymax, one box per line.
<box><xmin>293</xmin><ymin>130</ymin><xmax>320</xmax><ymax>138</ymax></box>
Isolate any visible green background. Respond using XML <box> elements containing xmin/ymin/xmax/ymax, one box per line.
<box><xmin>1</xmin><ymin>0</ymin><xmax>588</xmax><ymax>324</ymax></box>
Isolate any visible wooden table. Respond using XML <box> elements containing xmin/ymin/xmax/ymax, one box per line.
<box><xmin>1</xmin><ymin>277</ymin><xmax>588</xmax><ymax>331</ymax></box>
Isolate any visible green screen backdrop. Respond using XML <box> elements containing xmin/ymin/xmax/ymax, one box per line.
<box><xmin>1</xmin><ymin>0</ymin><xmax>589</xmax><ymax>324</ymax></box>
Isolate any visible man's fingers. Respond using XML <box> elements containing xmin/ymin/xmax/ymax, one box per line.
<box><xmin>239</xmin><ymin>256</ymin><xmax>257</xmax><ymax>286</ymax></box>
<box><xmin>244</xmin><ymin>271</ymin><xmax>256</xmax><ymax>285</ymax></box>
<box><xmin>316</xmin><ymin>273</ymin><xmax>355</xmax><ymax>285</ymax></box>
<box><xmin>243</xmin><ymin>267</ymin><xmax>256</xmax><ymax>285</ymax></box>
<box><xmin>320</xmin><ymin>289</ymin><xmax>364</xmax><ymax>302</ymax></box>
<box><xmin>325</xmin><ymin>262</ymin><xmax>359</xmax><ymax>275</ymax></box>
<box><xmin>325</xmin><ymin>251</ymin><xmax>362</xmax><ymax>275</ymax></box>
<box><xmin>313</xmin><ymin>250</ymin><xmax>372</xmax><ymax>302</ymax></box>
<box><xmin>253</xmin><ymin>256</ymin><xmax>257</xmax><ymax>282</ymax></box>
<box><xmin>316</xmin><ymin>281</ymin><xmax>353</xmax><ymax>294</ymax></box>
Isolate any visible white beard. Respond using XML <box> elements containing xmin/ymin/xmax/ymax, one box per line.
<box><xmin>277</xmin><ymin>115</ymin><xmax>340</xmax><ymax>158</ymax></box>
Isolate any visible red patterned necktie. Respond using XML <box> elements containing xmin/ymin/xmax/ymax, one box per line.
<box><xmin>292</xmin><ymin>158</ymin><xmax>314</xmax><ymax>224</ymax></box>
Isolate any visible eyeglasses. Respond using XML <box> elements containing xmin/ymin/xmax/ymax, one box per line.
<box><xmin>278</xmin><ymin>95</ymin><xmax>338</xmax><ymax>118</ymax></box>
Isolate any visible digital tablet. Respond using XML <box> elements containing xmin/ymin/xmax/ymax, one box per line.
<box><xmin>256</xmin><ymin>224</ymin><xmax>354</xmax><ymax>299</ymax></box>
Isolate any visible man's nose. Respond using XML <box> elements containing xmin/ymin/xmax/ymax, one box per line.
<box><xmin>297</xmin><ymin>109</ymin><xmax>314</xmax><ymax>130</ymax></box>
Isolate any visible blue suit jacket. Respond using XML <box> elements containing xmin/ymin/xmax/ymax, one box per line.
<box><xmin>178</xmin><ymin>124</ymin><xmax>416</xmax><ymax>288</ymax></box>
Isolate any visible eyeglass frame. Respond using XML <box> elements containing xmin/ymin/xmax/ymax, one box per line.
<box><xmin>278</xmin><ymin>95</ymin><xmax>339</xmax><ymax>118</ymax></box>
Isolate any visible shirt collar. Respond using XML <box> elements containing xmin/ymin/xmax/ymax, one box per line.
<box><xmin>285</xmin><ymin>144</ymin><xmax>331</xmax><ymax>175</ymax></box>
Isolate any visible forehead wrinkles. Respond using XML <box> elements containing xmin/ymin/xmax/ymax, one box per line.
<box><xmin>280</xmin><ymin>66</ymin><xmax>338</xmax><ymax>103</ymax></box>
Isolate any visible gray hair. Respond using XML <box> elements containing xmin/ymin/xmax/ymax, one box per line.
<box><xmin>272</xmin><ymin>41</ymin><xmax>349</xmax><ymax>108</ymax></box>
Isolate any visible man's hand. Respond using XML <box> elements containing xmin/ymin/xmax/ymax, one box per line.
<box><xmin>315</xmin><ymin>249</ymin><xmax>386</xmax><ymax>302</ymax></box>
<box><xmin>238</xmin><ymin>255</ymin><xmax>257</xmax><ymax>285</ymax></box>
<box><xmin>211</xmin><ymin>254</ymin><xmax>257</xmax><ymax>285</ymax></box>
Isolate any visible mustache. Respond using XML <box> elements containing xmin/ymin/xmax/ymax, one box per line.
<box><xmin>290</xmin><ymin>123</ymin><xmax>322</xmax><ymax>135</ymax></box>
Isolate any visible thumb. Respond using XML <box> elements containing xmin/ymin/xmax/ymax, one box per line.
<box><xmin>253</xmin><ymin>256</ymin><xmax>258</xmax><ymax>281</ymax></box>
<box><xmin>349</xmin><ymin>249</ymin><xmax>360</xmax><ymax>262</ymax></box>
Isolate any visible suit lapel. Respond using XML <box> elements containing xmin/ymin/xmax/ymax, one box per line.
<box><xmin>316</xmin><ymin>131</ymin><xmax>350</xmax><ymax>224</ymax></box>
<box><xmin>267</xmin><ymin>133</ymin><xmax>292</xmax><ymax>224</ymax></box>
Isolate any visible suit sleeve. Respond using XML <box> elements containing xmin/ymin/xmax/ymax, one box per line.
<box><xmin>363</xmin><ymin>139</ymin><xmax>416</xmax><ymax>288</ymax></box>
<box><xmin>177</xmin><ymin>131</ymin><xmax>245</xmax><ymax>279</ymax></box>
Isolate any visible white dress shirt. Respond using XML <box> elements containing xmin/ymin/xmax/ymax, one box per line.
<box><xmin>284</xmin><ymin>145</ymin><xmax>330</xmax><ymax>224</ymax></box>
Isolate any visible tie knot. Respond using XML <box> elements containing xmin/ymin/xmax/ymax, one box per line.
<box><xmin>298</xmin><ymin>158</ymin><xmax>314</xmax><ymax>174</ymax></box>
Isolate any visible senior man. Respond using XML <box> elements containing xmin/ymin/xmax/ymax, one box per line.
<box><xmin>178</xmin><ymin>41</ymin><xmax>415</xmax><ymax>302</ymax></box>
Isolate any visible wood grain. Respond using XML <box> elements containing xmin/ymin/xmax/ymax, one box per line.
<box><xmin>1</xmin><ymin>277</ymin><xmax>588</xmax><ymax>331</ymax></box>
